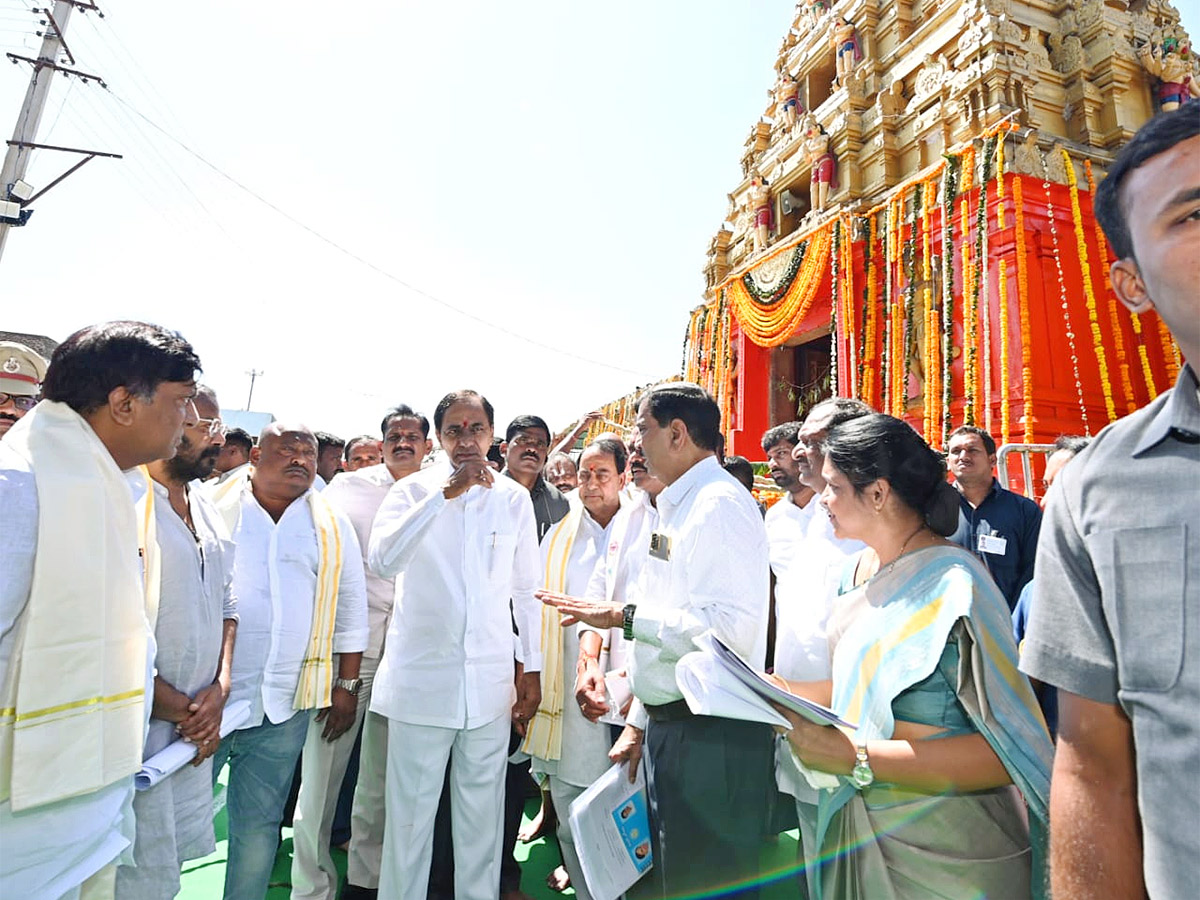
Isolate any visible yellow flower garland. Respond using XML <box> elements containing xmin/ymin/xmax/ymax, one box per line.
<box><xmin>960</xmin><ymin>147</ymin><xmax>977</xmax><ymax>425</ymax></box>
<box><xmin>1062</xmin><ymin>149</ymin><xmax>1116</xmax><ymax>424</ymax></box>
<box><xmin>996</xmin><ymin>140</ymin><xmax>1012</xmax><ymax>446</ymax></box>
<box><xmin>1013</xmin><ymin>175</ymin><xmax>1034</xmax><ymax>442</ymax></box>
<box><xmin>863</xmin><ymin>215</ymin><xmax>880</xmax><ymax>407</ymax></box>
<box><xmin>921</xmin><ymin>179</ymin><xmax>934</xmax><ymax>443</ymax></box>
<box><xmin>1158</xmin><ymin>318</ymin><xmax>1181</xmax><ymax>385</ymax></box>
<box><xmin>1084</xmin><ymin>160</ymin><xmax>1136</xmax><ymax>413</ymax></box>
<box><xmin>726</xmin><ymin>225</ymin><xmax>833</xmax><ymax>347</ymax></box>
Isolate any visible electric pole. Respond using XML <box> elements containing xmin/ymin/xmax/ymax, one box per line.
<box><xmin>245</xmin><ymin>369</ymin><xmax>263</xmax><ymax>410</ymax></box>
<box><xmin>0</xmin><ymin>1</ymin><xmax>117</xmax><ymax>264</ymax></box>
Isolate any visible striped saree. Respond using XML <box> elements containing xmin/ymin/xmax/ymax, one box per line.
<box><xmin>812</xmin><ymin>545</ymin><xmax>1053</xmax><ymax>900</ymax></box>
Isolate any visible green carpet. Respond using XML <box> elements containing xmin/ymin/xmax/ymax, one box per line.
<box><xmin>179</xmin><ymin>777</ymin><xmax>804</xmax><ymax>899</ymax></box>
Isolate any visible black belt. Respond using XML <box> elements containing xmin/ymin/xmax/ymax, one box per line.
<box><xmin>644</xmin><ymin>699</ymin><xmax>693</xmax><ymax>722</ymax></box>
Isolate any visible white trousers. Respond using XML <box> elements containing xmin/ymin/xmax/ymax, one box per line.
<box><xmin>346</xmin><ymin>708</ymin><xmax>389</xmax><ymax>888</ymax></box>
<box><xmin>379</xmin><ymin>715</ymin><xmax>510</xmax><ymax>900</ymax></box>
<box><xmin>795</xmin><ymin>798</ymin><xmax>819</xmax><ymax>900</ymax></box>
<box><xmin>291</xmin><ymin>655</ymin><xmax>378</xmax><ymax>900</ymax></box>
<box><xmin>547</xmin><ymin>777</ymin><xmax>593</xmax><ymax>900</ymax></box>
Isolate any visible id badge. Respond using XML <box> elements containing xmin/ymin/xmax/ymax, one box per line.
<box><xmin>977</xmin><ymin>533</ymin><xmax>1008</xmax><ymax>555</ymax></box>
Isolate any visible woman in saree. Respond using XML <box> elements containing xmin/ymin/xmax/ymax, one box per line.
<box><xmin>772</xmin><ymin>413</ymin><xmax>1053</xmax><ymax>899</ymax></box>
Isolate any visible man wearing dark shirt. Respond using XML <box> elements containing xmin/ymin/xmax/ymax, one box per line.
<box><xmin>947</xmin><ymin>425</ymin><xmax>1041</xmax><ymax>610</ymax></box>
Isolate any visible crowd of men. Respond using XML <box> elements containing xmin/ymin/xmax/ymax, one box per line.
<box><xmin>0</xmin><ymin>105</ymin><xmax>1196</xmax><ymax>900</ymax></box>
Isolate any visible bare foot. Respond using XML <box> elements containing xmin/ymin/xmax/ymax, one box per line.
<box><xmin>519</xmin><ymin>792</ymin><xmax>557</xmax><ymax>842</ymax></box>
<box><xmin>546</xmin><ymin>866</ymin><xmax>571</xmax><ymax>892</ymax></box>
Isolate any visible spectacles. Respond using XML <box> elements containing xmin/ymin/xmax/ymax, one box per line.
<box><xmin>193</xmin><ymin>417</ymin><xmax>223</xmax><ymax>437</ymax></box>
<box><xmin>0</xmin><ymin>392</ymin><xmax>38</xmax><ymax>412</ymax></box>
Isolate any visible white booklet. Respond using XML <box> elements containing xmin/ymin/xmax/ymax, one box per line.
<box><xmin>135</xmin><ymin>699</ymin><xmax>251</xmax><ymax>791</ymax></box>
<box><xmin>676</xmin><ymin>631</ymin><xmax>856</xmax><ymax>729</ymax></box>
<box><xmin>568</xmin><ymin>760</ymin><xmax>654</xmax><ymax>900</ymax></box>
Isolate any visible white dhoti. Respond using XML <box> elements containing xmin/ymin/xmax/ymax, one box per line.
<box><xmin>291</xmin><ymin>655</ymin><xmax>379</xmax><ymax>900</ymax></box>
<box><xmin>379</xmin><ymin>714</ymin><xmax>510</xmax><ymax>900</ymax></box>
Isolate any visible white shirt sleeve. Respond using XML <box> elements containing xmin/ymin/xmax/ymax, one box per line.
<box><xmin>510</xmin><ymin>490</ymin><xmax>543</xmax><ymax>673</ymax></box>
<box><xmin>368</xmin><ymin>476</ymin><xmax>447</xmax><ymax>578</ymax></box>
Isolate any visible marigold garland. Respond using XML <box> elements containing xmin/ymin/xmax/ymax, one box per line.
<box><xmin>996</xmin><ymin>138</ymin><xmax>1012</xmax><ymax>445</ymax></box>
<box><xmin>1040</xmin><ymin>156</ymin><xmax>1091</xmax><ymax>435</ymax></box>
<box><xmin>979</xmin><ymin>135</ymin><xmax>997</xmax><ymax>432</ymax></box>
<box><xmin>920</xmin><ymin>180</ymin><xmax>934</xmax><ymax>443</ymax></box>
<box><xmin>843</xmin><ymin>215</ymin><xmax>858</xmax><ymax>397</ymax></box>
<box><xmin>1084</xmin><ymin>159</ymin><xmax>1137</xmax><ymax>413</ymax></box>
<box><xmin>1158</xmin><ymin>317</ymin><xmax>1181</xmax><ymax>384</ymax></box>
<box><xmin>862</xmin><ymin>215</ymin><xmax>880</xmax><ymax>407</ymax></box>
<box><xmin>881</xmin><ymin>200</ymin><xmax>894</xmax><ymax>413</ymax></box>
<box><xmin>831</xmin><ymin>218</ymin><xmax>841</xmax><ymax>398</ymax></box>
<box><xmin>901</xmin><ymin>191</ymin><xmax>919</xmax><ymax>416</ymax></box>
<box><xmin>960</xmin><ymin>147</ymin><xmax>978</xmax><ymax>425</ymax></box>
<box><xmin>892</xmin><ymin>191</ymin><xmax>908</xmax><ymax>417</ymax></box>
<box><xmin>1013</xmin><ymin>175</ymin><xmax>1034</xmax><ymax>442</ymax></box>
<box><xmin>1062</xmin><ymin>148</ymin><xmax>1116</xmax><ymax>424</ymax></box>
<box><xmin>942</xmin><ymin>158</ymin><xmax>960</xmax><ymax>445</ymax></box>
<box><xmin>725</xmin><ymin>226</ymin><xmax>833</xmax><ymax>347</ymax></box>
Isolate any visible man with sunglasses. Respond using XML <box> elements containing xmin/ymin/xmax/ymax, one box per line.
<box><xmin>0</xmin><ymin>340</ymin><xmax>48</xmax><ymax>439</ymax></box>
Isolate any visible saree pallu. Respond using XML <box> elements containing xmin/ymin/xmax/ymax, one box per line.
<box><xmin>813</xmin><ymin>545</ymin><xmax>1053</xmax><ymax>900</ymax></box>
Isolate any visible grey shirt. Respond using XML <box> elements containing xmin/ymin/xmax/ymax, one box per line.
<box><xmin>1021</xmin><ymin>365</ymin><xmax>1200</xmax><ymax>900</ymax></box>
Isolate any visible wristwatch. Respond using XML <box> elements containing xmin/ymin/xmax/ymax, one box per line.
<box><xmin>622</xmin><ymin>604</ymin><xmax>637</xmax><ymax>642</ymax></box>
<box><xmin>334</xmin><ymin>677</ymin><xmax>362</xmax><ymax>696</ymax></box>
<box><xmin>851</xmin><ymin>742</ymin><xmax>874</xmax><ymax>788</ymax></box>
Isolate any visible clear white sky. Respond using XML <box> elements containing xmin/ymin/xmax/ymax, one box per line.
<box><xmin>1</xmin><ymin>1</ymin><xmax>1196</xmax><ymax>439</ymax></box>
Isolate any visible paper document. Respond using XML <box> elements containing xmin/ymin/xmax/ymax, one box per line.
<box><xmin>135</xmin><ymin>699</ymin><xmax>251</xmax><ymax>791</ymax></box>
<box><xmin>598</xmin><ymin>669</ymin><xmax>632</xmax><ymax>727</ymax></box>
<box><xmin>568</xmin><ymin>761</ymin><xmax>653</xmax><ymax>900</ymax></box>
<box><xmin>678</xmin><ymin>631</ymin><xmax>856</xmax><ymax>729</ymax></box>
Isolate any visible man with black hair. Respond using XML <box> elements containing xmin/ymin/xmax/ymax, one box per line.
<box><xmin>297</xmin><ymin>406</ymin><xmax>432</xmax><ymax>900</ymax></box>
<box><xmin>117</xmin><ymin>385</ymin><xmax>239</xmax><ymax>900</ymax></box>
<box><xmin>0</xmin><ymin>320</ymin><xmax>201</xmax><ymax>898</ymax></box>
<box><xmin>368</xmin><ymin>390</ymin><xmax>543</xmax><ymax>900</ymax></box>
<box><xmin>947</xmin><ymin>424</ymin><xmax>1042</xmax><ymax>609</ymax></box>
<box><xmin>343</xmin><ymin>435</ymin><xmax>382</xmax><ymax>472</ymax></box>
<box><xmin>502</xmin><ymin>414</ymin><xmax>569</xmax><ymax>540</ymax></box>
<box><xmin>215</xmin><ymin>426</ymin><xmax>253</xmax><ymax>478</ymax></box>
<box><xmin>544</xmin><ymin>451</ymin><xmax>578</xmax><ymax>493</ymax></box>
<box><xmin>543</xmin><ymin>382</ymin><xmax>774</xmax><ymax>900</ymax></box>
<box><xmin>209</xmin><ymin>422</ymin><xmax>367</xmax><ymax>900</ymax></box>
<box><xmin>315</xmin><ymin>431</ymin><xmax>346</xmax><ymax>484</ymax></box>
<box><xmin>1022</xmin><ymin>102</ymin><xmax>1200</xmax><ymax>900</ymax></box>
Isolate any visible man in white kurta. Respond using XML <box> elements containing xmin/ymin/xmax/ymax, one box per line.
<box><xmin>525</xmin><ymin>439</ymin><xmax>628</xmax><ymax>900</ymax></box>
<box><xmin>368</xmin><ymin>391</ymin><xmax>542</xmax><ymax>900</ymax></box>
<box><xmin>774</xmin><ymin>397</ymin><xmax>869</xmax><ymax>895</ymax></box>
<box><xmin>117</xmin><ymin>387</ymin><xmax>239</xmax><ymax>900</ymax></box>
<box><xmin>293</xmin><ymin>406</ymin><xmax>432</xmax><ymax>900</ymax></box>
<box><xmin>209</xmin><ymin>424</ymin><xmax>368</xmax><ymax>900</ymax></box>
<box><xmin>0</xmin><ymin>321</ymin><xmax>202</xmax><ymax>900</ymax></box>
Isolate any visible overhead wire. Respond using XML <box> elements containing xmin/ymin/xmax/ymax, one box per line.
<box><xmin>105</xmin><ymin>89</ymin><xmax>660</xmax><ymax>380</ymax></box>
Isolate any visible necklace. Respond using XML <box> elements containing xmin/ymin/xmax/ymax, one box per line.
<box><xmin>882</xmin><ymin>522</ymin><xmax>928</xmax><ymax>576</ymax></box>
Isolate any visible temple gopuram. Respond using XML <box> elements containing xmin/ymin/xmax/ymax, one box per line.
<box><xmin>585</xmin><ymin>0</ymin><xmax>1195</xmax><ymax>495</ymax></box>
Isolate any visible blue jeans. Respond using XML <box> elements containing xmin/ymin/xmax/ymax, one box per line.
<box><xmin>211</xmin><ymin>711</ymin><xmax>310</xmax><ymax>900</ymax></box>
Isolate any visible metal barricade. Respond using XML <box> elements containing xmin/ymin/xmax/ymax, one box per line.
<box><xmin>996</xmin><ymin>443</ymin><xmax>1056</xmax><ymax>499</ymax></box>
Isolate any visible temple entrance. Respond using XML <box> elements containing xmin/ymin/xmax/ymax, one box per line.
<box><xmin>771</xmin><ymin>332</ymin><xmax>832</xmax><ymax>424</ymax></box>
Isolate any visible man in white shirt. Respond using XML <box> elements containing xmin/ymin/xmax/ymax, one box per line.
<box><xmin>525</xmin><ymin>437</ymin><xmax>628</xmax><ymax>900</ymax></box>
<box><xmin>117</xmin><ymin>385</ymin><xmax>239</xmax><ymax>900</ymax></box>
<box><xmin>0</xmin><ymin>321</ymin><xmax>202</xmax><ymax>900</ymax></box>
<box><xmin>209</xmin><ymin>424</ymin><xmax>368</xmax><ymax>900</ymax></box>
<box><xmin>778</xmin><ymin>397</ymin><xmax>869</xmax><ymax>894</ymax></box>
<box><xmin>295</xmin><ymin>405</ymin><xmax>432</xmax><ymax>900</ymax></box>
<box><xmin>544</xmin><ymin>383</ymin><xmax>774</xmax><ymax>900</ymax></box>
<box><xmin>368</xmin><ymin>389</ymin><xmax>543</xmax><ymax>900</ymax></box>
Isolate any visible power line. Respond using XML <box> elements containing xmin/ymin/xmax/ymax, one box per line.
<box><xmin>105</xmin><ymin>89</ymin><xmax>659</xmax><ymax>381</ymax></box>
